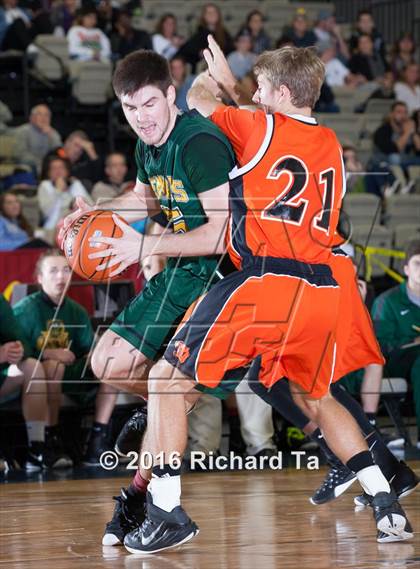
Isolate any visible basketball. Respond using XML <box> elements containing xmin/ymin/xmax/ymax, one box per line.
<box><xmin>63</xmin><ymin>210</ymin><xmax>124</xmax><ymax>282</ymax></box>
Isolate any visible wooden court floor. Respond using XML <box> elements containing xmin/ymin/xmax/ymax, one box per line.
<box><xmin>1</xmin><ymin>463</ymin><xmax>420</xmax><ymax>569</ymax></box>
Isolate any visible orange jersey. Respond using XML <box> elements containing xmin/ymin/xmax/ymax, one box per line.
<box><xmin>211</xmin><ymin>107</ymin><xmax>346</xmax><ymax>267</ymax></box>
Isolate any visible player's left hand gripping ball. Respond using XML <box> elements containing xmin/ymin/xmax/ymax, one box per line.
<box><xmin>88</xmin><ymin>214</ymin><xmax>144</xmax><ymax>277</ymax></box>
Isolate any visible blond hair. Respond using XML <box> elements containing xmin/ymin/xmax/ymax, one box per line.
<box><xmin>254</xmin><ymin>46</ymin><xmax>325</xmax><ymax>108</ymax></box>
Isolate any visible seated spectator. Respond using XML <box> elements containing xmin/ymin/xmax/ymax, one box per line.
<box><xmin>227</xmin><ymin>30</ymin><xmax>256</xmax><ymax>80</ymax></box>
<box><xmin>45</xmin><ymin>129</ymin><xmax>103</xmax><ymax>184</ymax></box>
<box><xmin>313</xmin><ymin>82</ymin><xmax>340</xmax><ymax>113</ymax></box>
<box><xmin>38</xmin><ymin>156</ymin><xmax>90</xmax><ymax>230</ymax></box>
<box><xmin>414</xmin><ymin>109</ymin><xmax>420</xmax><ymax>155</ymax></box>
<box><xmin>278</xmin><ymin>11</ymin><xmax>317</xmax><ymax>49</ymax></box>
<box><xmin>14</xmin><ymin>104</ymin><xmax>62</xmax><ymax>174</ymax></box>
<box><xmin>238</xmin><ymin>10</ymin><xmax>270</xmax><ymax>55</ymax></box>
<box><xmin>50</xmin><ymin>0</ymin><xmax>78</xmax><ymax>35</ymax></box>
<box><xmin>152</xmin><ymin>13</ymin><xmax>184</xmax><ymax>60</ymax></box>
<box><xmin>0</xmin><ymin>98</ymin><xmax>12</xmax><ymax>133</ymax></box>
<box><xmin>394</xmin><ymin>63</ymin><xmax>420</xmax><ymax>114</ymax></box>
<box><xmin>29</xmin><ymin>0</ymin><xmax>53</xmax><ymax>40</ymax></box>
<box><xmin>371</xmin><ymin>239</ymin><xmax>420</xmax><ymax>449</ymax></box>
<box><xmin>349</xmin><ymin>34</ymin><xmax>388</xmax><ymax>83</ymax></box>
<box><xmin>366</xmin><ymin>70</ymin><xmax>395</xmax><ymax>101</ymax></box>
<box><xmin>67</xmin><ymin>5</ymin><xmax>111</xmax><ymax>62</ymax></box>
<box><xmin>0</xmin><ymin>294</ymin><xmax>57</xmax><ymax>471</ymax></box>
<box><xmin>96</xmin><ymin>0</ymin><xmax>119</xmax><ymax>36</ymax></box>
<box><xmin>318</xmin><ymin>40</ymin><xmax>364</xmax><ymax>88</ymax></box>
<box><xmin>177</xmin><ymin>3</ymin><xmax>233</xmax><ymax>73</ymax></box>
<box><xmin>110</xmin><ymin>9</ymin><xmax>152</xmax><ymax>60</ymax></box>
<box><xmin>169</xmin><ymin>55</ymin><xmax>195</xmax><ymax>112</ymax></box>
<box><xmin>373</xmin><ymin>101</ymin><xmax>420</xmax><ymax>168</ymax></box>
<box><xmin>91</xmin><ymin>152</ymin><xmax>133</xmax><ymax>203</ymax></box>
<box><xmin>342</xmin><ymin>145</ymin><xmax>366</xmax><ymax>193</ymax></box>
<box><xmin>0</xmin><ymin>192</ymin><xmax>50</xmax><ymax>250</ymax></box>
<box><xmin>391</xmin><ymin>33</ymin><xmax>417</xmax><ymax>79</ymax></box>
<box><xmin>13</xmin><ymin>249</ymin><xmax>119</xmax><ymax>465</ymax></box>
<box><xmin>313</xmin><ymin>8</ymin><xmax>349</xmax><ymax>62</ymax></box>
<box><xmin>349</xmin><ymin>9</ymin><xmax>387</xmax><ymax>67</ymax></box>
<box><xmin>0</xmin><ymin>0</ymin><xmax>31</xmax><ymax>51</ymax></box>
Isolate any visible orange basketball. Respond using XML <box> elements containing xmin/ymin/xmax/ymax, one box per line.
<box><xmin>63</xmin><ymin>210</ymin><xmax>125</xmax><ymax>282</ymax></box>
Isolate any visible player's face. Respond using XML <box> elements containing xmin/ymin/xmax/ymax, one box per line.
<box><xmin>38</xmin><ymin>256</ymin><xmax>72</xmax><ymax>300</ymax></box>
<box><xmin>252</xmin><ymin>73</ymin><xmax>278</xmax><ymax>113</ymax></box>
<box><xmin>121</xmin><ymin>85</ymin><xmax>176</xmax><ymax>147</ymax></box>
<box><xmin>405</xmin><ymin>254</ymin><xmax>420</xmax><ymax>290</ymax></box>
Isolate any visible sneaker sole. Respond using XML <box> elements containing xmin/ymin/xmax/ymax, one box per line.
<box><xmin>125</xmin><ymin>529</ymin><xmax>199</xmax><ymax>555</ymax></box>
<box><xmin>377</xmin><ymin>514</ymin><xmax>413</xmax><ymax>543</ymax></box>
<box><xmin>309</xmin><ymin>475</ymin><xmax>357</xmax><ymax>505</ymax></box>
<box><xmin>102</xmin><ymin>533</ymin><xmax>123</xmax><ymax>546</ymax></box>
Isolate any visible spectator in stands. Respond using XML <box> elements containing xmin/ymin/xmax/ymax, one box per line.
<box><xmin>13</xmin><ymin>249</ymin><xmax>119</xmax><ymax>465</ymax></box>
<box><xmin>365</xmin><ymin>70</ymin><xmax>395</xmax><ymax>102</ymax></box>
<box><xmin>152</xmin><ymin>13</ymin><xmax>184</xmax><ymax>60</ymax></box>
<box><xmin>278</xmin><ymin>11</ymin><xmax>317</xmax><ymax>49</ymax></box>
<box><xmin>394</xmin><ymin>63</ymin><xmax>420</xmax><ymax>114</ymax></box>
<box><xmin>318</xmin><ymin>40</ymin><xmax>364</xmax><ymax>88</ymax></box>
<box><xmin>28</xmin><ymin>0</ymin><xmax>53</xmax><ymax>40</ymax></box>
<box><xmin>177</xmin><ymin>3</ymin><xmax>233</xmax><ymax>72</ymax></box>
<box><xmin>313</xmin><ymin>8</ymin><xmax>349</xmax><ymax>62</ymax></box>
<box><xmin>349</xmin><ymin>9</ymin><xmax>386</xmax><ymax>68</ymax></box>
<box><xmin>37</xmin><ymin>156</ymin><xmax>90</xmax><ymax>230</ymax></box>
<box><xmin>414</xmin><ymin>109</ymin><xmax>420</xmax><ymax>156</ymax></box>
<box><xmin>0</xmin><ymin>294</ymin><xmax>58</xmax><ymax>471</ymax></box>
<box><xmin>391</xmin><ymin>33</ymin><xmax>417</xmax><ymax>79</ymax></box>
<box><xmin>373</xmin><ymin>101</ymin><xmax>420</xmax><ymax>168</ymax></box>
<box><xmin>110</xmin><ymin>9</ymin><xmax>152</xmax><ymax>60</ymax></box>
<box><xmin>0</xmin><ymin>0</ymin><xmax>31</xmax><ymax>51</ymax></box>
<box><xmin>46</xmin><ymin>130</ymin><xmax>103</xmax><ymax>185</ymax></box>
<box><xmin>313</xmin><ymin>82</ymin><xmax>340</xmax><ymax>113</ymax></box>
<box><xmin>342</xmin><ymin>145</ymin><xmax>366</xmax><ymax>193</ymax></box>
<box><xmin>0</xmin><ymin>99</ymin><xmax>12</xmax><ymax>133</ymax></box>
<box><xmin>227</xmin><ymin>30</ymin><xmax>256</xmax><ymax>80</ymax></box>
<box><xmin>67</xmin><ymin>5</ymin><xmax>111</xmax><ymax>62</ymax></box>
<box><xmin>14</xmin><ymin>104</ymin><xmax>62</xmax><ymax>174</ymax></box>
<box><xmin>0</xmin><ymin>192</ymin><xmax>33</xmax><ymax>250</ymax></box>
<box><xmin>91</xmin><ymin>152</ymin><xmax>133</xmax><ymax>203</ymax></box>
<box><xmin>96</xmin><ymin>0</ymin><xmax>119</xmax><ymax>36</ymax></box>
<box><xmin>348</xmin><ymin>34</ymin><xmax>387</xmax><ymax>83</ymax></box>
<box><xmin>50</xmin><ymin>0</ymin><xmax>78</xmax><ymax>35</ymax></box>
<box><xmin>371</xmin><ymin>239</ymin><xmax>420</xmax><ymax>449</ymax></box>
<box><xmin>238</xmin><ymin>10</ymin><xmax>270</xmax><ymax>55</ymax></box>
<box><xmin>169</xmin><ymin>55</ymin><xmax>195</xmax><ymax>112</ymax></box>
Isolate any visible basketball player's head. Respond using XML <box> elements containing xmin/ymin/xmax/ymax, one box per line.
<box><xmin>113</xmin><ymin>50</ymin><xmax>177</xmax><ymax>146</ymax></box>
<box><xmin>36</xmin><ymin>249</ymin><xmax>71</xmax><ymax>301</ymax></box>
<box><xmin>252</xmin><ymin>46</ymin><xmax>325</xmax><ymax>114</ymax></box>
<box><xmin>404</xmin><ymin>239</ymin><xmax>420</xmax><ymax>291</ymax></box>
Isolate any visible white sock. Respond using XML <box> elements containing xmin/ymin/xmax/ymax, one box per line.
<box><xmin>356</xmin><ymin>464</ymin><xmax>391</xmax><ymax>496</ymax></box>
<box><xmin>149</xmin><ymin>475</ymin><xmax>181</xmax><ymax>512</ymax></box>
<box><xmin>26</xmin><ymin>421</ymin><xmax>45</xmax><ymax>444</ymax></box>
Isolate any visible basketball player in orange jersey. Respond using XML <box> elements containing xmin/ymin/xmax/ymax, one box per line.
<box><xmin>118</xmin><ymin>43</ymin><xmax>413</xmax><ymax>553</ymax></box>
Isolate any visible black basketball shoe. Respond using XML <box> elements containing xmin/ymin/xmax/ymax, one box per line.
<box><xmin>102</xmin><ymin>488</ymin><xmax>147</xmax><ymax>546</ymax></box>
<box><xmin>372</xmin><ymin>490</ymin><xmax>413</xmax><ymax>543</ymax></box>
<box><xmin>354</xmin><ymin>461</ymin><xmax>420</xmax><ymax>507</ymax></box>
<box><xmin>124</xmin><ymin>492</ymin><xmax>199</xmax><ymax>554</ymax></box>
<box><xmin>310</xmin><ymin>463</ymin><xmax>357</xmax><ymax>505</ymax></box>
<box><xmin>115</xmin><ymin>408</ymin><xmax>148</xmax><ymax>457</ymax></box>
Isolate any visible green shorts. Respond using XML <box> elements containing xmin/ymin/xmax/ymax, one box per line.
<box><xmin>109</xmin><ymin>266</ymin><xmax>213</xmax><ymax>362</ymax></box>
<box><xmin>62</xmin><ymin>357</ymin><xmax>97</xmax><ymax>406</ymax></box>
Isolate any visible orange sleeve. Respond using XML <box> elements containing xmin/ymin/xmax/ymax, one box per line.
<box><xmin>210</xmin><ymin>106</ymin><xmax>267</xmax><ymax>166</ymax></box>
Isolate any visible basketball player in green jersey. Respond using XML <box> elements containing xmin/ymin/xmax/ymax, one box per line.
<box><xmin>61</xmin><ymin>49</ymin><xmax>235</xmax><ymax>545</ymax></box>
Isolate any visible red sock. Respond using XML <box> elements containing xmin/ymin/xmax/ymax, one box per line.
<box><xmin>128</xmin><ymin>470</ymin><xmax>149</xmax><ymax>496</ymax></box>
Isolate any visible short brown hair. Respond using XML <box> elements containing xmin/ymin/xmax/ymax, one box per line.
<box><xmin>254</xmin><ymin>46</ymin><xmax>325</xmax><ymax>108</ymax></box>
<box><xmin>405</xmin><ymin>238</ymin><xmax>420</xmax><ymax>263</ymax></box>
<box><xmin>35</xmin><ymin>249</ymin><xmax>66</xmax><ymax>277</ymax></box>
<box><xmin>112</xmin><ymin>50</ymin><xmax>172</xmax><ymax>98</ymax></box>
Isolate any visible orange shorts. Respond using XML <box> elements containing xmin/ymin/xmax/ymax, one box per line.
<box><xmin>330</xmin><ymin>250</ymin><xmax>385</xmax><ymax>381</ymax></box>
<box><xmin>164</xmin><ymin>257</ymin><xmax>340</xmax><ymax>399</ymax></box>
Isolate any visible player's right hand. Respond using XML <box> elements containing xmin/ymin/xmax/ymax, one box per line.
<box><xmin>0</xmin><ymin>341</ymin><xmax>24</xmax><ymax>365</ymax></box>
<box><xmin>58</xmin><ymin>197</ymin><xmax>93</xmax><ymax>248</ymax></box>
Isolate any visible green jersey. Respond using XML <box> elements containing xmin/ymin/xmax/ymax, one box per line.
<box><xmin>0</xmin><ymin>293</ymin><xmax>31</xmax><ymax>374</ymax></box>
<box><xmin>13</xmin><ymin>291</ymin><xmax>94</xmax><ymax>359</ymax></box>
<box><xmin>135</xmin><ymin>111</ymin><xmax>235</xmax><ymax>280</ymax></box>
